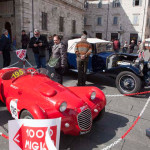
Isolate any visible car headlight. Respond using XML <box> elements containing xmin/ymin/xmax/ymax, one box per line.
<box><xmin>59</xmin><ymin>102</ymin><xmax>67</xmax><ymax>112</ymax></box>
<box><xmin>139</xmin><ymin>63</ymin><xmax>144</xmax><ymax>71</ymax></box>
<box><xmin>147</xmin><ymin>61</ymin><xmax>150</xmax><ymax>69</ymax></box>
<box><xmin>91</xmin><ymin>91</ymin><xmax>96</xmax><ymax>100</ymax></box>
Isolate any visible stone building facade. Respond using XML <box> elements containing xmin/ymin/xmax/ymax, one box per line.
<box><xmin>0</xmin><ymin>0</ymin><xmax>85</xmax><ymax>47</ymax></box>
<box><xmin>85</xmin><ymin>0</ymin><xmax>150</xmax><ymax>45</ymax></box>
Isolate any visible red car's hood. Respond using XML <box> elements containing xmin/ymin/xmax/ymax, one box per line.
<box><xmin>35</xmin><ymin>80</ymin><xmax>86</xmax><ymax>109</ymax></box>
<box><xmin>13</xmin><ymin>75</ymin><xmax>86</xmax><ymax>109</ymax></box>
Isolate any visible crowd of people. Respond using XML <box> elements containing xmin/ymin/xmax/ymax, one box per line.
<box><xmin>112</xmin><ymin>38</ymin><xmax>145</xmax><ymax>54</ymax></box>
<box><xmin>0</xmin><ymin>28</ymin><xmax>147</xmax><ymax>86</ymax></box>
<box><xmin>0</xmin><ymin>29</ymin><xmax>91</xmax><ymax>86</ymax></box>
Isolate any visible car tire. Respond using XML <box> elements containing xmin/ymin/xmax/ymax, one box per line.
<box><xmin>94</xmin><ymin>107</ymin><xmax>105</xmax><ymax>122</ymax></box>
<box><xmin>20</xmin><ymin>110</ymin><xmax>33</xmax><ymax>119</ymax></box>
<box><xmin>116</xmin><ymin>71</ymin><xmax>141</xmax><ymax>94</ymax></box>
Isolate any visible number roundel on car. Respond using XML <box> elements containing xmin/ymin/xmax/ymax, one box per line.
<box><xmin>11</xmin><ymin>69</ymin><xmax>25</xmax><ymax>79</ymax></box>
<box><xmin>10</xmin><ymin>99</ymin><xmax>18</xmax><ymax>119</ymax></box>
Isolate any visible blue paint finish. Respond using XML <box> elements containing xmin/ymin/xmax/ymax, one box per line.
<box><xmin>67</xmin><ymin>51</ymin><xmax>113</xmax><ymax>72</ymax></box>
<box><xmin>105</xmin><ymin>65</ymin><xmax>141</xmax><ymax>76</ymax></box>
<box><xmin>67</xmin><ymin>53</ymin><xmax>93</xmax><ymax>72</ymax></box>
<box><xmin>67</xmin><ymin>51</ymin><xmax>140</xmax><ymax>74</ymax></box>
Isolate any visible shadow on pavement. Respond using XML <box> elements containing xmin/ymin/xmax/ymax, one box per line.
<box><xmin>63</xmin><ymin>71</ymin><xmax>107</xmax><ymax>91</ymax></box>
<box><xmin>0</xmin><ymin>101</ymin><xmax>13</xmax><ymax>133</ymax></box>
<box><xmin>59</xmin><ymin>111</ymin><xmax>128</xmax><ymax>150</ymax></box>
<box><xmin>87</xmin><ymin>74</ymin><xmax>116</xmax><ymax>88</ymax></box>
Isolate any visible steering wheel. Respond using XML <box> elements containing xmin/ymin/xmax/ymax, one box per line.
<box><xmin>26</xmin><ymin>68</ymin><xmax>37</xmax><ymax>75</ymax></box>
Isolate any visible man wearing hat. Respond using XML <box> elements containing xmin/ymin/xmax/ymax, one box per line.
<box><xmin>0</xmin><ymin>29</ymin><xmax>11</xmax><ymax>67</ymax></box>
<box><xmin>29</xmin><ymin>29</ymin><xmax>48</xmax><ymax>68</ymax></box>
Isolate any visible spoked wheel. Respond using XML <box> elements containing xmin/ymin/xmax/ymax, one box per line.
<box><xmin>116</xmin><ymin>71</ymin><xmax>141</xmax><ymax>94</ymax></box>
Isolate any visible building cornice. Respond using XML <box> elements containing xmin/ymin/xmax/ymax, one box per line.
<box><xmin>56</xmin><ymin>0</ymin><xmax>85</xmax><ymax>12</ymax></box>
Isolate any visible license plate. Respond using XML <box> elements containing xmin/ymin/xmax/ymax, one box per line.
<box><xmin>80</xmin><ymin>130</ymin><xmax>90</xmax><ymax>135</ymax></box>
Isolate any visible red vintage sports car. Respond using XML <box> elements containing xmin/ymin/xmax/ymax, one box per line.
<box><xmin>0</xmin><ymin>67</ymin><xmax>106</xmax><ymax>135</ymax></box>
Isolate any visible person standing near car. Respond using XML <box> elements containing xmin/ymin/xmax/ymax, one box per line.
<box><xmin>113</xmin><ymin>38</ymin><xmax>120</xmax><ymax>53</ymax></box>
<box><xmin>129</xmin><ymin>40</ymin><xmax>135</xmax><ymax>53</ymax></box>
<box><xmin>75</xmin><ymin>35</ymin><xmax>92</xmax><ymax>86</ymax></box>
<box><xmin>0</xmin><ymin>29</ymin><xmax>11</xmax><ymax>67</ymax></box>
<box><xmin>122</xmin><ymin>41</ymin><xmax>128</xmax><ymax>53</ymax></box>
<box><xmin>21</xmin><ymin>30</ymin><xmax>30</xmax><ymax>59</ymax></box>
<box><xmin>29</xmin><ymin>29</ymin><xmax>48</xmax><ymax>68</ymax></box>
<box><xmin>49</xmin><ymin>35</ymin><xmax>67</xmax><ymax>84</ymax></box>
<box><xmin>21</xmin><ymin>30</ymin><xmax>30</xmax><ymax>49</ymax></box>
<box><xmin>47</xmin><ymin>35</ymin><xmax>54</xmax><ymax>59</ymax></box>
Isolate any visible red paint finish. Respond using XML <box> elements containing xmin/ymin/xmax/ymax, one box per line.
<box><xmin>0</xmin><ymin>68</ymin><xmax>106</xmax><ymax>135</ymax></box>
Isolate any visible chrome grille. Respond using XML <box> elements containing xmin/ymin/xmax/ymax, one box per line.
<box><xmin>77</xmin><ymin>109</ymin><xmax>92</xmax><ymax>130</ymax></box>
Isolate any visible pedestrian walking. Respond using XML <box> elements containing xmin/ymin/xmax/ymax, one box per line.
<box><xmin>129</xmin><ymin>40</ymin><xmax>135</xmax><ymax>53</ymax></box>
<box><xmin>75</xmin><ymin>35</ymin><xmax>92</xmax><ymax>86</ymax></box>
<box><xmin>0</xmin><ymin>29</ymin><xmax>11</xmax><ymax>67</ymax></box>
<box><xmin>21</xmin><ymin>30</ymin><xmax>30</xmax><ymax>59</ymax></box>
<box><xmin>29</xmin><ymin>29</ymin><xmax>48</xmax><ymax>68</ymax></box>
<box><xmin>113</xmin><ymin>38</ymin><xmax>120</xmax><ymax>53</ymax></box>
<box><xmin>47</xmin><ymin>35</ymin><xmax>54</xmax><ymax>59</ymax></box>
<box><xmin>48</xmin><ymin>35</ymin><xmax>67</xmax><ymax>84</ymax></box>
<box><xmin>122</xmin><ymin>41</ymin><xmax>128</xmax><ymax>53</ymax></box>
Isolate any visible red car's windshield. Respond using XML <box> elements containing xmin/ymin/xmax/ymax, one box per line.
<box><xmin>2</xmin><ymin>68</ymin><xmax>49</xmax><ymax>81</ymax></box>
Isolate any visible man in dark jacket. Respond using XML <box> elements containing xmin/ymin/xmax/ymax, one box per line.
<box><xmin>29</xmin><ymin>29</ymin><xmax>48</xmax><ymax>68</ymax></box>
<box><xmin>21</xmin><ymin>30</ymin><xmax>30</xmax><ymax>59</ymax></box>
<box><xmin>21</xmin><ymin>30</ymin><xmax>30</xmax><ymax>49</ymax></box>
<box><xmin>0</xmin><ymin>29</ymin><xmax>11</xmax><ymax>67</ymax></box>
<box><xmin>49</xmin><ymin>35</ymin><xmax>67</xmax><ymax>84</ymax></box>
<box><xmin>129</xmin><ymin>40</ymin><xmax>135</xmax><ymax>53</ymax></box>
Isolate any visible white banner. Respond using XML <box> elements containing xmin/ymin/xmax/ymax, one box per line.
<box><xmin>8</xmin><ymin>118</ymin><xmax>61</xmax><ymax>150</ymax></box>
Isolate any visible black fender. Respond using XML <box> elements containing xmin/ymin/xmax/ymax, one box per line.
<box><xmin>105</xmin><ymin>65</ymin><xmax>142</xmax><ymax>77</ymax></box>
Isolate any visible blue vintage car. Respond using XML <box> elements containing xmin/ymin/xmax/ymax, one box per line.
<box><xmin>67</xmin><ymin>38</ymin><xmax>150</xmax><ymax>94</ymax></box>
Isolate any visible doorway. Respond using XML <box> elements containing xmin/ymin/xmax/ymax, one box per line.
<box><xmin>111</xmin><ymin>33</ymin><xmax>118</xmax><ymax>41</ymax></box>
<box><xmin>96</xmin><ymin>33</ymin><xmax>102</xmax><ymax>39</ymax></box>
<box><xmin>5</xmin><ymin>22</ymin><xmax>12</xmax><ymax>41</ymax></box>
<box><xmin>130</xmin><ymin>33</ymin><xmax>138</xmax><ymax>45</ymax></box>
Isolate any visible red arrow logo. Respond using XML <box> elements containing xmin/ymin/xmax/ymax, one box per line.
<box><xmin>13</xmin><ymin>125</ymin><xmax>57</xmax><ymax>150</ymax></box>
<box><xmin>13</xmin><ymin>124</ymin><xmax>24</xmax><ymax>149</ymax></box>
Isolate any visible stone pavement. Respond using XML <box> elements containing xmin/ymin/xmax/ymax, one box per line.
<box><xmin>0</xmin><ymin>50</ymin><xmax>150</xmax><ymax>150</ymax></box>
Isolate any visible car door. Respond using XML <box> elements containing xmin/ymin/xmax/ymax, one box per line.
<box><xmin>91</xmin><ymin>44</ymin><xmax>107</xmax><ymax>72</ymax></box>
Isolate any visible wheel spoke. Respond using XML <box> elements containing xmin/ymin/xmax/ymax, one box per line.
<box><xmin>119</xmin><ymin>75</ymin><xmax>135</xmax><ymax>92</ymax></box>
